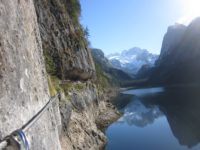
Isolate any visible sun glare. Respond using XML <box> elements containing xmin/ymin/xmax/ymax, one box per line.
<box><xmin>178</xmin><ymin>0</ymin><xmax>200</xmax><ymax>24</ymax></box>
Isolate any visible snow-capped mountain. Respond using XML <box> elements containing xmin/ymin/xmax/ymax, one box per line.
<box><xmin>91</xmin><ymin>48</ymin><xmax>133</xmax><ymax>85</ymax></box>
<box><xmin>107</xmin><ymin>47</ymin><xmax>158</xmax><ymax>74</ymax></box>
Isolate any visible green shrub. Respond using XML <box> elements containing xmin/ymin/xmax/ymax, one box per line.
<box><xmin>60</xmin><ymin>82</ymin><xmax>73</xmax><ymax>96</ymax></box>
<box><xmin>48</xmin><ymin>76</ymin><xmax>56</xmax><ymax>96</ymax></box>
<box><xmin>74</xmin><ymin>83</ymin><xmax>85</xmax><ymax>91</ymax></box>
<box><xmin>66</xmin><ymin>0</ymin><xmax>81</xmax><ymax>25</ymax></box>
<box><xmin>43</xmin><ymin>50</ymin><xmax>56</xmax><ymax>75</ymax></box>
<box><xmin>95</xmin><ymin>63</ymin><xmax>110</xmax><ymax>90</ymax></box>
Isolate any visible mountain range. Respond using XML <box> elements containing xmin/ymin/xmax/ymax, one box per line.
<box><xmin>107</xmin><ymin>47</ymin><xmax>158</xmax><ymax>75</ymax></box>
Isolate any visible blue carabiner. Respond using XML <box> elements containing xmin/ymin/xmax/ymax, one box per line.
<box><xmin>16</xmin><ymin>130</ymin><xmax>30</xmax><ymax>150</ymax></box>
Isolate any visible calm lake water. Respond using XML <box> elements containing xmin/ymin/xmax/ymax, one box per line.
<box><xmin>106</xmin><ymin>86</ymin><xmax>200</xmax><ymax>150</ymax></box>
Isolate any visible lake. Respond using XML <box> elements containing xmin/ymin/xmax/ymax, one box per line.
<box><xmin>105</xmin><ymin>86</ymin><xmax>200</xmax><ymax>150</ymax></box>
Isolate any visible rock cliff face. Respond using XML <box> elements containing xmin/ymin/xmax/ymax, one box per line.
<box><xmin>59</xmin><ymin>82</ymin><xmax>119</xmax><ymax>150</ymax></box>
<box><xmin>0</xmin><ymin>0</ymin><xmax>120</xmax><ymax>150</ymax></box>
<box><xmin>0</xmin><ymin>0</ymin><xmax>61</xmax><ymax>149</ymax></box>
<box><xmin>150</xmin><ymin>17</ymin><xmax>200</xmax><ymax>85</ymax></box>
<box><xmin>34</xmin><ymin>0</ymin><xmax>95</xmax><ymax>81</ymax></box>
<box><xmin>156</xmin><ymin>24</ymin><xmax>186</xmax><ymax>64</ymax></box>
<box><xmin>136</xmin><ymin>24</ymin><xmax>186</xmax><ymax>80</ymax></box>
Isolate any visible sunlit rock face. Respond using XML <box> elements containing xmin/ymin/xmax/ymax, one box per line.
<box><xmin>59</xmin><ymin>84</ymin><xmax>108</xmax><ymax>150</ymax></box>
<box><xmin>0</xmin><ymin>0</ymin><xmax>61</xmax><ymax>149</ymax></box>
<box><xmin>34</xmin><ymin>0</ymin><xmax>95</xmax><ymax>81</ymax></box>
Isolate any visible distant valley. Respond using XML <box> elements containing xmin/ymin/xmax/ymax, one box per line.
<box><xmin>94</xmin><ymin>17</ymin><xmax>200</xmax><ymax>87</ymax></box>
<box><xmin>127</xmin><ymin>17</ymin><xmax>200</xmax><ymax>86</ymax></box>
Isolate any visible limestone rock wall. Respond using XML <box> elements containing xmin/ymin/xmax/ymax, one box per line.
<box><xmin>33</xmin><ymin>0</ymin><xmax>95</xmax><ymax>81</ymax></box>
<box><xmin>59</xmin><ymin>82</ymin><xmax>119</xmax><ymax>150</ymax></box>
<box><xmin>0</xmin><ymin>0</ymin><xmax>61</xmax><ymax>149</ymax></box>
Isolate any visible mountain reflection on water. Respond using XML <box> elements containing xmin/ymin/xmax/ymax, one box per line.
<box><xmin>106</xmin><ymin>86</ymin><xmax>200</xmax><ymax>150</ymax></box>
<box><xmin>118</xmin><ymin>100</ymin><xmax>163</xmax><ymax>127</ymax></box>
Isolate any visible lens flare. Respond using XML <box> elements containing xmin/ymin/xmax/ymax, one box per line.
<box><xmin>178</xmin><ymin>0</ymin><xmax>200</xmax><ymax>24</ymax></box>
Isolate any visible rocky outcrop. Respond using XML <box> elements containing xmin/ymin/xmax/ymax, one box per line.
<box><xmin>32</xmin><ymin>0</ymin><xmax>120</xmax><ymax>149</ymax></box>
<box><xmin>34</xmin><ymin>0</ymin><xmax>95</xmax><ymax>81</ymax></box>
<box><xmin>0</xmin><ymin>0</ymin><xmax>61</xmax><ymax>149</ymax></box>
<box><xmin>58</xmin><ymin>81</ymin><xmax>120</xmax><ymax>150</ymax></box>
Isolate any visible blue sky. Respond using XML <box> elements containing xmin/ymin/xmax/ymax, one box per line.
<box><xmin>80</xmin><ymin>0</ymin><xmax>198</xmax><ymax>54</ymax></box>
